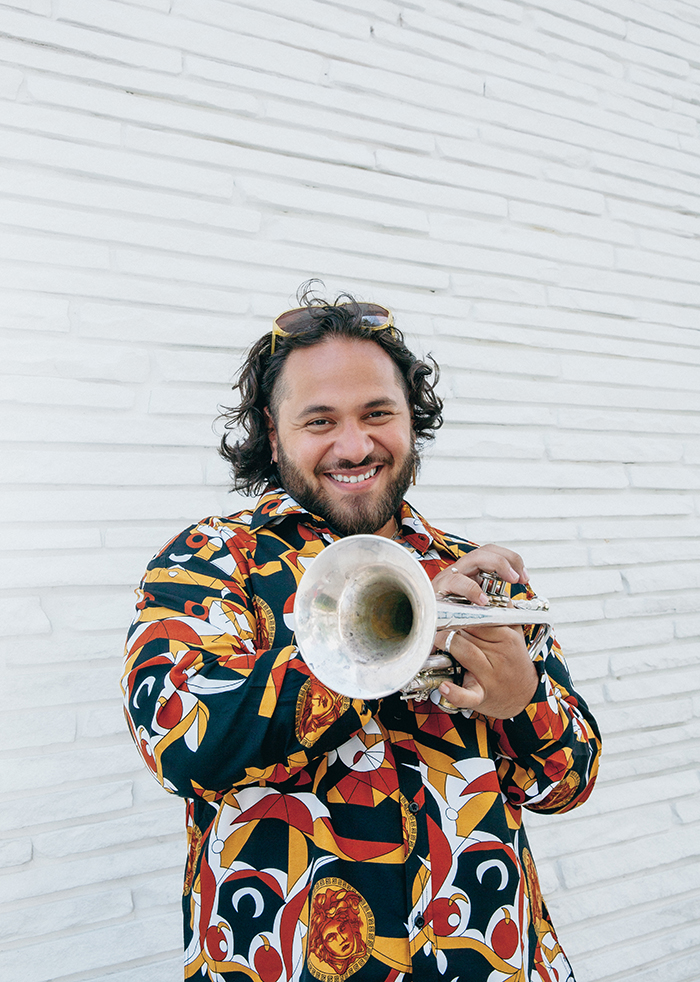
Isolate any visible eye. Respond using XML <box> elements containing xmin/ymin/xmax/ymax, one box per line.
<box><xmin>306</xmin><ymin>417</ymin><xmax>333</xmax><ymax>428</ymax></box>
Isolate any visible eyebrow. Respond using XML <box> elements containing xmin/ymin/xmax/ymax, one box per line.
<box><xmin>295</xmin><ymin>397</ymin><xmax>400</xmax><ymax>420</ymax></box>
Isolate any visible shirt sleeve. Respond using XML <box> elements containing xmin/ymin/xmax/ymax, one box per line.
<box><xmin>121</xmin><ymin>522</ymin><xmax>375</xmax><ymax>800</ymax></box>
<box><xmin>487</xmin><ymin>632</ymin><xmax>602</xmax><ymax>814</ymax></box>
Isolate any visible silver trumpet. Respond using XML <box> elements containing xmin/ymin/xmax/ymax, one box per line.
<box><xmin>294</xmin><ymin>534</ymin><xmax>551</xmax><ymax>705</ymax></box>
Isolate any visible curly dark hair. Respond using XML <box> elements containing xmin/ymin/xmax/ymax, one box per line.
<box><xmin>219</xmin><ymin>282</ymin><xmax>443</xmax><ymax>495</ymax></box>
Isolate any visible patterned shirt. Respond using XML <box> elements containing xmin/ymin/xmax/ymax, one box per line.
<box><xmin>122</xmin><ymin>488</ymin><xmax>601</xmax><ymax>982</ymax></box>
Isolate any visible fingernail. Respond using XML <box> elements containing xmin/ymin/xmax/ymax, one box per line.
<box><xmin>478</xmin><ymin>592</ymin><xmax>489</xmax><ymax>605</ymax></box>
<box><xmin>522</xmin><ymin>567</ymin><xmax>530</xmax><ymax>582</ymax></box>
<box><xmin>439</xmin><ymin>683</ymin><xmax>450</xmax><ymax>694</ymax></box>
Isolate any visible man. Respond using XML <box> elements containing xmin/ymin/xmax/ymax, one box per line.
<box><xmin>123</xmin><ymin>289</ymin><xmax>601</xmax><ymax>982</ymax></box>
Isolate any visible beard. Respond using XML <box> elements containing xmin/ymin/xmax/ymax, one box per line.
<box><xmin>276</xmin><ymin>443</ymin><xmax>418</xmax><ymax>536</ymax></box>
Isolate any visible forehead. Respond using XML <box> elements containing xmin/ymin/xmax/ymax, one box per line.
<box><xmin>274</xmin><ymin>338</ymin><xmax>408</xmax><ymax>411</ymax></box>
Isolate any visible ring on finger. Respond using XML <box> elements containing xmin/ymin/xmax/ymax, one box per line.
<box><xmin>443</xmin><ymin>630</ymin><xmax>457</xmax><ymax>654</ymax></box>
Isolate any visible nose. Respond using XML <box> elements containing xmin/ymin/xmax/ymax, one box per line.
<box><xmin>333</xmin><ymin>419</ymin><xmax>374</xmax><ymax>463</ymax></box>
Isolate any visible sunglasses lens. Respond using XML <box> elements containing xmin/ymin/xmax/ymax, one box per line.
<box><xmin>274</xmin><ymin>308</ymin><xmax>313</xmax><ymax>333</ymax></box>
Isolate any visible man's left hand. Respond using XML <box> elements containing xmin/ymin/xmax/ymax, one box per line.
<box><xmin>435</xmin><ymin>624</ymin><xmax>539</xmax><ymax>718</ymax></box>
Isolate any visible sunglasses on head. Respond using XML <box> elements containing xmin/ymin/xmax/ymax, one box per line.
<box><xmin>271</xmin><ymin>302</ymin><xmax>394</xmax><ymax>354</ymax></box>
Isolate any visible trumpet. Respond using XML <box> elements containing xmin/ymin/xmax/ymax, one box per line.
<box><xmin>294</xmin><ymin>534</ymin><xmax>551</xmax><ymax>704</ymax></box>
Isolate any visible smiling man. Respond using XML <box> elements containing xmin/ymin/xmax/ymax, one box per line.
<box><xmin>123</xmin><ymin>287</ymin><xmax>601</xmax><ymax>982</ymax></box>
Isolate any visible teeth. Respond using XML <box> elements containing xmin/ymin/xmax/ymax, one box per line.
<box><xmin>330</xmin><ymin>467</ymin><xmax>378</xmax><ymax>484</ymax></box>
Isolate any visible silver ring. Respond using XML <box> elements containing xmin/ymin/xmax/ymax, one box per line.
<box><xmin>443</xmin><ymin>630</ymin><xmax>457</xmax><ymax>654</ymax></box>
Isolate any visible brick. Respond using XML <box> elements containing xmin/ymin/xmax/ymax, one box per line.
<box><xmin>0</xmin><ymin>548</ymin><xmax>164</xmax><ymax>589</ymax></box>
<box><xmin>0</xmin><ymin>128</ymin><xmax>233</xmax><ymax>197</ymax></box>
<box><xmin>595</xmin><ymin>949</ymin><xmax>700</xmax><ymax>982</ymax></box>
<box><xmin>0</xmin><ymin>374</ymin><xmax>134</xmax><ymax>409</ymax></box>
<box><xmin>27</xmin><ymin>69</ymin><xmax>258</xmax><ymax>125</ymax></box>
<box><xmin>8</xmin><ymin>659</ymin><xmax>126</xmax><ymax>709</ymax></box>
<box><xmin>80</xmin><ymin>957</ymin><xmax>184</xmax><ymax>982</ymax></box>
<box><xmin>0</xmin><ymin>6</ymin><xmax>182</xmax><ymax>70</ymax></box>
<box><xmin>238</xmin><ymin>176</ymin><xmax>428</xmax><ymax>232</ymax></box>
<box><xmin>0</xmin><ymin>837</ymin><xmax>32</xmax><ymax>869</ymax></box>
<box><xmin>0</xmin><ymin>197</ymin><xmax>256</xmax><ymax>271</ymax></box>
<box><xmin>675</xmin><ymin>796</ymin><xmax>700</xmax><ymax>824</ymax></box>
<box><xmin>563</xmin><ymin>894</ymin><xmax>700</xmax><ymax>957</ymax></box>
<box><xmin>629</xmin><ymin>464</ymin><xmax>700</xmax><ymax>490</ymax></box>
<box><xmin>0</xmin><ymin>912</ymin><xmax>182</xmax><ymax>982</ymax></box>
<box><xmin>534</xmin><ymin>9</ymin><xmax>689</xmax><ymax>76</ymax></box>
<box><xmin>0</xmin><ymin>597</ymin><xmax>51</xmax><ymax>637</ymax></box>
<box><xmin>0</xmin><ymin>743</ymin><xmax>142</xmax><ymax>793</ymax></box>
<box><xmin>530</xmin><ymin>567</ymin><xmax>623</xmax><ymax>599</ymax></box>
<box><xmin>547</xmin><ymin>433</ymin><xmax>683</xmax><ymax>464</ymax></box>
<box><xmin>422</xmin><ymin>457</ymin><xmax>628</xmax><ymax>490</ymax></box>
<box><xmin>378</xmin><ymin>147</ymin><xmax>604</xmax><ymax>215</ymax></box>
<box><xmin>676</xmin><ymin>614</ymin><xmax>700</xmax><ymax>640</ymax></box>
<box><xmin>0</xmin><ymin>405</ymin><xmax>222</xmax><ymax>449</ymax></box>
<box><xmin>175</xmin><ymin>0</ymin><xmax>369</xmax><ymax>40</ymax></box>
<box><xmin>528</xmin><ymin>801</ymin><xmax>674</xmax><ymax>860</ymax></box>
<box><xmin>0</xmin><ymin>229</ymin><xmax>109</xmax><ymax>270</ymax></box>
<box><xmin>0</xmin><ymin>63</ymin><xmax>23</xmax><ymax>96</ymax></box>
<box><xmin>0</xmin><ymin>889</ymin><xmax>133</xmax><ymax>943</ymax></box>
<box><xmin>1</xmin><ymin>839</ymin><xmax>181</xmax><ymax>904</ymax></box>
<box><xmin>131</xmin><ymin>867</ymin><xmax>183</xmax><ymax>910</ymax></box>
<box><xmin>622</xmin><ymin>563</ymin><xmax>700</xmax><ymax>595</ymax></box>
<box><xmin>605</xmin><ymin>666</ymin><xmax>700</xmax><ymax>704</ymax></box>
<box><xmin>559</xmin><ymin>823</ymin><xmax>700</xmax><ymax>889</ymax></box>
<box><xmin>627</xmin><ymin>19</ymin><xmax>700</xmax><ymax>65</ymax></box>
<box><xmin>147</xmin><ymin>383</ymin><xmax>231</xmax><ymax>417</ymax></box>
<box><xmin>75</xmin><ymin>301</ymin><xmax>250</xmax><ymax>346</ymax></box>
<box><xmin>80</xmin><ymin>704</ymin><xmax>130</xmax><ymax>739</ymax></box>
<box><xmin>0</xmin><ymin>449</ymin><xmax>204</xmax><ymax>486</ymax></box>
<box><xmin>593</xmin><ymin>536</ymin><xmax>700</xmax><ymax>568</ymax></box>
<box><xmin>34</xmin><ymin>807</ymin><xmax>183</xmax><ymax>858</ymax></box>
<box><xmin>562</xmin><ymin>616</ymin><xmax>675</xmax><ymax>655</ymax></box>
<box><xmin>605</xmin><ymin>592</ymin><xmax>700</xmax><ymax>621</ymax></box>
<box><xmin>591</xmin><ymin>699</ymin><xmax>696</xmax><ymax>738</ymax></box>
<box><xmin>0</xmin><ymin>708</ymin><xmax>76</xmax><ymax>750</ymax></box>
<box><xmin>603</xmin><ymin>717</ymin><xmax>700</xmax><ymax>757</ymax></box>
<box><xmin>59</xmin><ymin>0</ymin><xmax>324</xmax><ymax>81</ymax></box>
<box><xmin>41</xmin><ymin>589</ymin><xmax>137</xmax><ymax>633</ymax></box>
<box><xmin>0</xmin><ymin>291</ymin><xmax>70</xmax><ymax>332</ymax></box>
<box><xmin>2</xmin><ymin>97</ymin><xmax>121</xmax><ymax>145</ymax></box>
<box><xmin>602</xmin><ymin>743</ymin><xmax>700</xmax><ymax>783</ymax></box>
<box><xmin>575</xmin><ymin>921</ymin><xmax>700</xmax><ymax>978</ymax></box>
<box><xmin>0</xmin><ymin>260</ymin><xmax>245</xmax><ymax>313</ymax></box>
<box><xmin>487</xmin><ymin>492</ymin><xmax>692</xmax><ymax>520</ymax></box>
<box><xmin>0</xmin><ymin>781</ymin><xmax>133</xmax><ymax>833</ymax></box>
<box><xmin>11</xmin><ymin>629</ymin><xmax>123</xmax><ymax>669</ymax></box>
<box><xmin>2</xmin><ymin>335</ymin><xmax>149</xmax><ymax>383</ymax></box>
<box><xmin>558</xmin><ymin>407</ymin><xmax>700</xmax><ymax>435</ymax></box>
<box><xmin>0</xmin><ymin>487</ymin><xmax>226</xmax><ymax>523</ymax></box>
<box><xmin>553</xmin><ymin>859</ymin><xmax>700</xmax><ymax>928</ymax></box>
<box><xmin>0</xmin><ymin>162</ymin><xmax>260</xmax><ymax>233</ymax></box>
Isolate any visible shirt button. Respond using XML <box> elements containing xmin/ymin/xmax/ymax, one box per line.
<box><xmin>408</xmin><ymin>801</ymin><xmax>419</xmax><ymax>814</ymax></box>
<box><xmin>415</xmin><ymin>915</ymin><xmax>425</xmax><ymax>929</ymax></box>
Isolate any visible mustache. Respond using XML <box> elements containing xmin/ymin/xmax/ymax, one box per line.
<box><xmin>315</xmin><ymin>455</ymin><xmax>392</xmax><ymax>475</ymax></box>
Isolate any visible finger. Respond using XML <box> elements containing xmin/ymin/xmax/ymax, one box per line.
<box><xmin>480</xmin><ymin>544</ymin><xmax>530</xmax><ymax>583</ymax></box>
<box><xmin>438</xmin><ymin>570</ymin><xmax>490</xmax><ymax>606</ymax></box>
<box><xmin>438</xmin><ymin>675</ymin><xmax>485</xmax><ymax>711</ymax></box>
<box><xmin>452</xmin><ymin>552</ymin><xmax>521</xmax><ymax>585</ymax></box>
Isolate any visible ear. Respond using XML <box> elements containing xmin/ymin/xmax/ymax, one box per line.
<box><xmin>264</xmin><ymin>407</ymin><xmax>278</xmax><ymax>463</ymax></box>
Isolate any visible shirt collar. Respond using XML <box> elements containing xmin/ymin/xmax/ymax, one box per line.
<box><xmin>250</xmin><ymin>487</ymin><xmax>460</xmax><ymax>560</ymax></box>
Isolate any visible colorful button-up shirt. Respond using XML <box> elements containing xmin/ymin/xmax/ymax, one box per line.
<box><xmin>122</xmin><ymin>488</ymin><xmax>601</xmax><ymax>982</ymax></box>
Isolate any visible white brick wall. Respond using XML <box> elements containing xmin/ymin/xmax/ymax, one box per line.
<box><xmin>1</xmin><ymin>1</ymin><xmax>698</xmax><ymax>979</ymax></box>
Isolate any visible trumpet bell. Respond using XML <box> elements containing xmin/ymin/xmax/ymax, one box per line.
<box><xmin>294</xmin><ymin>534</ymin><xmax>437</xmax><ymax>700</ymax></box>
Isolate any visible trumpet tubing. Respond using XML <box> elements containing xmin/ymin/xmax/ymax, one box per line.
<box><xmin>294</xmin><ymin>534</ymin><xmax>552</xmax><ymax>702</ymax></box>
